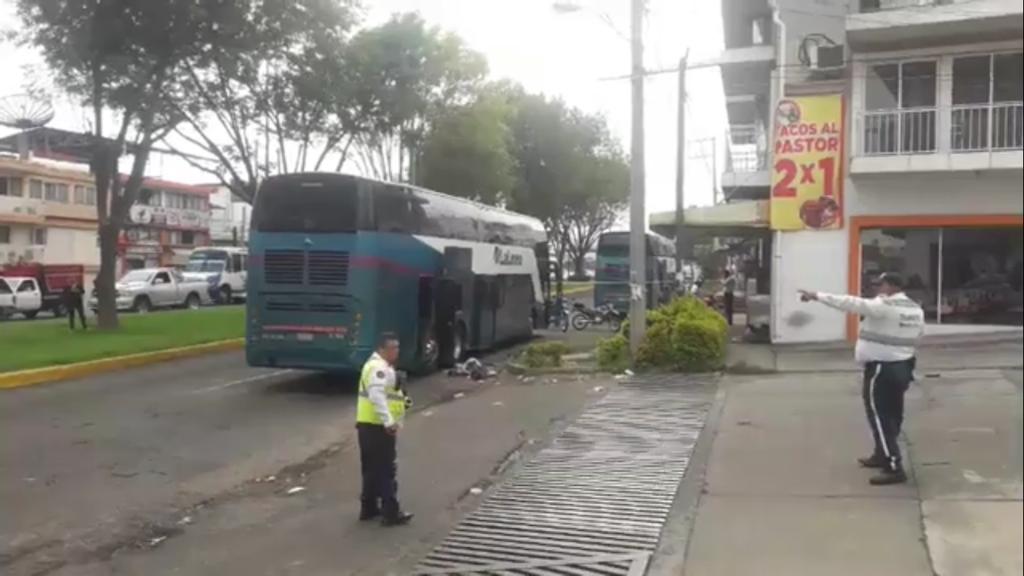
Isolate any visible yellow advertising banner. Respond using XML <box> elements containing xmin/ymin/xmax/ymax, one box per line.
<box><xmin>770</xmin><ymin>94</ymin><xmax>845</xmax><ymax>231</ymax></box>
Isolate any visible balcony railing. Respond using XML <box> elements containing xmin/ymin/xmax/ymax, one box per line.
<box><xmin>725</xmin><ymin>125</ymin><xmax>769</xmax><ymax>173</ymax></box>
<box><xmin>951</xmin><ymin>102</ymin><xmax>1024</xmax><ymax>151</ymax></box>
<box><xmin>860</xmin><ymin>102</ymin><xmax>1023</xmax><ymax>156</ymax></box>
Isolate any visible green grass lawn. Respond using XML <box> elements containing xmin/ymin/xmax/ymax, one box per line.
<box><xmin>563</xmin><ymin>281</ymin><xmax>594</xmax><ymax>296</ymax></box>
<box><xmin>0</xmin><ymin>306</ymin><xmax>245</xmax><ymax>373</ymax></box>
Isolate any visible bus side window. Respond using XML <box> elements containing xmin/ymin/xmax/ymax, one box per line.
<box><xmin>375</xmin><ymin>185</ymin><xmax>416</xmax><ymax>234</ymax></box>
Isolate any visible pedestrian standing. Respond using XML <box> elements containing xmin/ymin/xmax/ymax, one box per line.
<box><xmin>722</xmin><ymin>269</ymin><xmax>736</xmax><ymax>326</ymax></box>
<box><xmin>64</xmin><ymin>282</ymin><xmax>87</xmax><ymax>330</ymax></box>
<box><xmin>356</xmin><ymin>333</ymin><xmax>414</xmax><ymax>526</ymax></box>
<box><xmin>799</xmin><ymin>272</ymin><xmax>924</xmax><ymax>485</ymax></box>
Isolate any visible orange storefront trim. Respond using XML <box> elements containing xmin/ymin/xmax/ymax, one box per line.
<box><xmin>846</xmin><ymin>214</ymin><xmax>1024</xmax><ymax>342</ymax></box>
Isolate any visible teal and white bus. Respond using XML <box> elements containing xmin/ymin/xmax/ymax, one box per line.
<box><xmin>245</xmin><ymin>173</ymin><xmax>551</xmax><ymax>374</ymax></box>
<box><xmin>593</xmin><ymin>231</ymin><xmax>677</xmax><ymax>313</ymax></box>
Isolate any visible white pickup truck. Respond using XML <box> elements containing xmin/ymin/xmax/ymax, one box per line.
<box><xmin>89</xmin><ymin>268</ymin><xmax>211</xmax><ymax>313</ymax></box>
<box><xmin>0</xmin><ymin>276</ymin><xmax>43</xmax><ymax>320</ymax></box>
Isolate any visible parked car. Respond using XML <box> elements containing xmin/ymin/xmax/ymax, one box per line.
<box><xmin>89</xmin><ymin>268</ymin><xmax>211</xmax><ymax>313</ymax></box>
<box><xmin>0</xmin><ymin>263</ymin><xmax>83</xmax><ymax>319</ymax></box>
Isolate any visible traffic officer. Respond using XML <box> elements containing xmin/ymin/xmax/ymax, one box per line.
<box><xmin>356</xmin><ymin>333</ymin><xmax>414</xmax><ymax>526</ymax></box>
<box><xmin>799</xmin><ymin>272</ymin><xmax>924</xmax><ymax>485</ymax></box>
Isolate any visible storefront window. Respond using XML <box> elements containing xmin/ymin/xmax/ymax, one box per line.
<box><xmin>861</xmin><ymin>227</ymin><xmax>1023</xmax><ymax>326</ymax></box>
<box><xmin>861</xmin><ymin>228</ymin><xmax>941</xmax><ymax>322</ymax></box>
<box><xmin>941</xmin><ymin>228</ymin><xmax>1023</xmax><ymax>326</ymax></box>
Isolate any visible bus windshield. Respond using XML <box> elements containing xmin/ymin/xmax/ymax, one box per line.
<box><xmin>254</xmin><ymin>177</ymin><xmax>359</xmax><ymax>233</ymax></box>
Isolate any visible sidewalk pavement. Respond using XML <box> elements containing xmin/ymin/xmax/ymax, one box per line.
<box><xmin>679</xmin><ymin>367</ymin><xmax>1023</xmax><ymax>576</ymax></box>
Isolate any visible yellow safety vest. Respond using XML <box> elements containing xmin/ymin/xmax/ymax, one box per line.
<box><xmin>356</xmin><ymin>356</ymin><xmax>407</xmax><ymax>425</ymax></box>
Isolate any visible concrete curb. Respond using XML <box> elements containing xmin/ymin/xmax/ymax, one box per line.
<box><xmin>0</xmin><ymin>339</ymin><xmax>245</xmax><ymax>390</ymax></box>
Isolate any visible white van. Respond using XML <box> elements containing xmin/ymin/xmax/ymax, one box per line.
<box><xmin>182</xmin><ymin>247</ymin><xmax>248</xmax><ymax>304</ymax></box>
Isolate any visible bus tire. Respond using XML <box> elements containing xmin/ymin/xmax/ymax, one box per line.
<box><xmin>24</xmin><ymin>310</ymin><xmax>39</xmax><ymax>320</ymax></box>
<box><xmin>185</xmin><ymin>293</ymin><xmax>201</xmax><ymax>310</ymax></box>
<box><xmin>219</xmin><ymin>286</ymin><xmax>232</xmax><ymax>305</ymax></box>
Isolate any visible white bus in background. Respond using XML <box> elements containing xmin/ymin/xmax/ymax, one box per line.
<box><xmin>183</xmin><ymin>247</ymin><xmax>248</xmax><ymax>304</ymax></box>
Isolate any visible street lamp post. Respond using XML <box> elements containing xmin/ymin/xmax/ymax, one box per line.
<box><xmin>552</xmin><ymin>0</ymin><xmax>647</xmax><ymax>353</ymax></box>
<box><xmin>627</xmin><ymin>0</ymin><xmax>647</xmax><ymax>354</ymax></box>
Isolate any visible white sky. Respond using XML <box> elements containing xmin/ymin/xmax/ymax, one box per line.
<box><xmin>0</xmin><ymin>0</ymin><xmax>727</xmax><ymax>215</ymax></box>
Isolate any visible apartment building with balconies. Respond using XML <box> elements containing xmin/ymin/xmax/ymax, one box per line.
<box><xmin>716</xmin><ymin>0</ymin><xmax>1023</xmax><ymax>343</ymax></box>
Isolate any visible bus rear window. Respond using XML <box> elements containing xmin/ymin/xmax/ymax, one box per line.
<box><xmin>254</xmin><ymin>178</ymin><xmax>360</xmax><ymax>233</ymax></box>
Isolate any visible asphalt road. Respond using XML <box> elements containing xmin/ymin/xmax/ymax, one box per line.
<box><xmin>0</xmin><ymin>343</ymin><xmax>603</xmax><ymax>576</ymax></box>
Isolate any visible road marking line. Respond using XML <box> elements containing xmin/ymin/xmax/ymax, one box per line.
<box><xmin>191</xmin><ymin>370</ymin><xmax>293</xmax><ymax>394</ymax></box>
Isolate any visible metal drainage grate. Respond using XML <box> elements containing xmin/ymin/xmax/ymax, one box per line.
<box><xmin>415</xmin><ymin>377</ymin><xmax>712</xmax><ymax>575</ymax></box>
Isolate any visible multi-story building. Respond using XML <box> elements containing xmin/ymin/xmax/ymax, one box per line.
<box><xmin>654</xmin><ymin>0</ymin><xmax>1023</xmax><ymax>342</ymax></box>
<box><xmin>0</xmin><ymin>155</ymin><xmax>101</xmax><ymax>287</ymax></box>
<box><xmin>123</xmin><ymin>179</ymin><xmax>212</xmax><ymax>270</ymax></box>
<box><xmin>206</xmin><ymin>184</ymin><xmax>251</xmax><ymax>247</ymax></box>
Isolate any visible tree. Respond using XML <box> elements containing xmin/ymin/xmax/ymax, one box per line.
<box><xmin>502</xmin><ymin>90</ymin><xmax>628</xmax><ymax>276</ymax></box>
<box><xmin>418</xmin><ymin>93</ymin><xmax>515</xmax><ymax>204</ymax></box>
<box><xmin>562</xmin><ymin>154</ymin><xmax>628</xmax><ymax>278</ymax></box>
<box><xmin>15</xmin><ymin>0</ymin><xmax>242</xmax><ymax>329</ymax></box>
<box><xmin>347</xmin><ymin>13</ymin><xmax>487</xmax><ymax>182</ymax></box>
<box><xmin>165</xmin><ymin>0</ymin><xmax>360</xmax><ymax>203</ymax></box>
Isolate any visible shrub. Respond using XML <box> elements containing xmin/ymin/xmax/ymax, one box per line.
<box><xmin>596</xmin><ymin>334</ymin><xmax>631</xmax><ymax>373</ymax></box>
<box><xmin>522</xmin><ymin>341</ymin><xmax>571</xmax><ymax>368</ymax></box>
<box><xmin>634</xmin><ymin>296</ymin><xmax>728</xmax><ymax>373</ymax></box>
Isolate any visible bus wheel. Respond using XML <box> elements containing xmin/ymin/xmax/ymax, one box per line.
<box><xmin>219</xmin><ymin>286</ymin><xmax>232</xmax><ymax>305</ymax></box>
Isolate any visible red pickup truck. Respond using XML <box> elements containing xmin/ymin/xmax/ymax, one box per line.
<box><xmin>0</xmin><ymin>263</ymin><xmax>84</xmax><ymax>319</ymax></box>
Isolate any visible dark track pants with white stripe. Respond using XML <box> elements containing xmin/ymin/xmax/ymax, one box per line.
<box><xmin>862</xmin><ymin>359</ymin><xmax>914</xmax><ymax>473</ymax></box>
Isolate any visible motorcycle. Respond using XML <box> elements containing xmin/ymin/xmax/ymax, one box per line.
<box><xmin>547</xmin><ymin>299</ymin><xmax>571</xmax><ymax>333</ymax></box>
<box><xmin>570</xmin><ymin>302</ymin><xmax>625</xmax><ymax>332</ymax></box>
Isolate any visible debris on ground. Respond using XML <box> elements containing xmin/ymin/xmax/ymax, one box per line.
<box><xmin>492</xmin><ymin>401</ymin><xmax>504</xmax><ymax>407</ymax></box>
<box><xmin>148</xmin><ymin>536</ymin><xmax>167</xmax><ymax>547</ymax></box>
<box><xmin>285</xmin><ymin>486</ymin><xmax>306</xmax><ymax>496</ymax></box>
<box><xmin>453</xmin><ymin>392</ymin><xmax>465</xmax><ymax>400</ymax></box>
<box><xmin>447</xmin><ymin>357</ymin><xmax>498</xmax><ymax>380</ymax></box>
<box><xmin>423</xmin><ymin>410</ymin><xmax>435</xmax><ymax>417</ymax></box>
<box><xmin>177</xmin><ymin>515</ymin><xmax>193</xmax><ymax>526</ymax></box>
<box><xmin>468</xmin><ymin>487</ymin><xmax>484</xmax><ymax>496</ymax></box>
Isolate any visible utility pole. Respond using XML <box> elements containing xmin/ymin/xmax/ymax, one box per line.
<box><xmin>628</xmin><ymin>0</ymin><xmax>647</xmax><ymax>354</ymax></box>
<box><xmin>674</xmin><ymin>55</ymin><xmax>687</xmax><ymax>281</ymax></box>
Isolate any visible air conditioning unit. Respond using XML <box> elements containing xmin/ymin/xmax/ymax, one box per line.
<box><xmin>811</xmin><ymin>44</ymin><xmax>846</xmax><ymax>71</ymax></box>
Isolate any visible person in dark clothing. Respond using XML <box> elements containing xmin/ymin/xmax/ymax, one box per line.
<box><xmin>65</xmin><ymin>282</ymin><xmax>87</xmax><ymax>330</ymax></box>
<box><xmin>722</xmin><ymin>269</ymin><xmax>736</xmax><ymax>326</ymax></box>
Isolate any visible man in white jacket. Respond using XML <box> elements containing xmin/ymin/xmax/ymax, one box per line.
<box><xmin>799</xmin><ymin>273</ymin><xmax>924</xmax><ymax>485</ymax></box>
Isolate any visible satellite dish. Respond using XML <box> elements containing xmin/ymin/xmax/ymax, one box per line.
<box><xmin>0</xmin><ymin>94</ymin><xmax>55</xmax><ymax>159</ymax></box>
<box><xmin>0</xmin><ymin>94</ymin><xmax>55</xmax><ymax>129</ymax></box>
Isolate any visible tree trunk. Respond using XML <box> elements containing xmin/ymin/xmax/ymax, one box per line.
<box><xmin>572</xmin><ymin>254</ymin><xmax>586</xmax><ymax>279</ymax></box>
<box><xmin>95</xmin><ymin>223</ymin><xmax>120</xmax><ymax>330</ymax></box>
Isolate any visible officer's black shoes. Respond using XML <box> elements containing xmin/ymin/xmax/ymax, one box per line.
<box><xmin>381</xmin><ymin>512</ymin><xmax>414</xmax><ymax>527</ymax></box>
<box><xmin>858</xmin><ymin>454</ymin><xmax>887</xmax><ymax>469</ymax></box>
<box><xmin>869</xmin><ymin>469</ymin><xmax>908</xmax><ymax>485</ymax></box>
<box><xmin>359</xmin><ymin>508</ymin><xmax>380</xmax><ymax>521</ymax></box>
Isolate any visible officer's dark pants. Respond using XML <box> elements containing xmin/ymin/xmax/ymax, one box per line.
<box><xmin>862</xmin><ymin>359</ymin><xmax>914</xmax><ymax>473</ymax></box>
<box><xmin>357</xmin><ymin>423</ymin><xmax>400</xmax><ymax>517</ymax></box>
<box><xmin>69</xmin><ymin>300</ymin><xmax>87</xmax><ymax>330</ymax></box>
<box><xmin>723</xmin><ymin>292</ymin><xmax>734</xmax><ymax>326</ymax></box>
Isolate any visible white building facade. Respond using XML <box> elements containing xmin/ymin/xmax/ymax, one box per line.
<box><xmin>207</xmin><ymin>185</ymin><xmax>251</xmax><ymax>247</ymax></box>
<box><xmin>719</xmin><ymin>0</ymin><xmax>1023</xmax><ymax>343</ymax></box>
<box><xmin>0</xmin><ymin>156</ymin><xmax>101</xmax><ymax>288</ymax></box>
